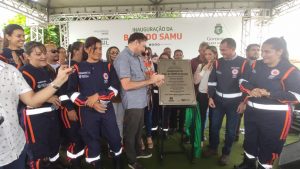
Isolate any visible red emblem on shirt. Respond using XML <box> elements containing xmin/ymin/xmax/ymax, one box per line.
<box><xmin>271</xmin><ymin>69</ymin><xmax>280</xmax><ymax>76</ymax></box>
<box><xmin>232</xmin><ymin>69</ymin><xmax>239</xmax><ymax>75</ymax></box>
<box><xmin>103</xmin><ymin>73</ymin><xmax>109</xmax><ymax>80</ymax></box>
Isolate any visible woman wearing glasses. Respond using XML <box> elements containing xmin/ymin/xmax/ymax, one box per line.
<box><xmin>142</xmin><ymin>47</ymin><xmax>155</xmax><ymax>150</ymax></box>
<box><xmin>106</xmin><ymin>46</ymin><xmax>124</xmax><ymax>141</ymax></box>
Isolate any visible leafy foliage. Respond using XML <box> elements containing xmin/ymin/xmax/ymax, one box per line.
<box><xmin>44</xmin><ymin>25</ymin><xmax>60</xmax><ymax>46</ymax></box>
<box><xmin>5</xmin><ymin>14</ymin><xmax>31</xmax><ymax>42</ymax></box>
<box><xmin>3</xmin><ymin>14</ymin><xmax>60</xmax><ymax>46</ymax></box>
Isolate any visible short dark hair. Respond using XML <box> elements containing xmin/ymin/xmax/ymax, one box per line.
<box><xmin>70</xmin><ymin>41</ymin><xmax>84</xmax><ymax>58</ymax></box>
<box><xmin>246</xmin><ymin>44</ymin><xmax>260</xmax><ymax>52</ymax></box>
<box><xmin>199</xmin><ymin>42</ymin><xmax>209</xmax><ymax>49</ymax></box>
<box><xmin>84</xmin><ymin>37</ymin><xmax>101</xmax><ymax>50</ymax></box>
<box><xmin>24</xmin><ymin>41</ymin><xmax>46</xmax><ymax>55</ymax></box>
<box><xmin>160</xmin><ymin>52</ymin><xmax>171</xmax><ymax>59</ymax></box>
<box><xmin>151</xmin><ymin>53</ymin><xmax>158</xmax><ymax>59</ymax></box>
<box><xmin>128</xmin><ymin>33</ymin><xmax>147</xmax><ymax>44</ymax></box>
<box><xmin>174</xmin><ymin>49</ymin><xmax>183</xmax><ymax>55</ymax></box>
<box><xmin>221</xmin><ymin>38</ymin><xmax>236</xmax><ymax>49</ymax></box>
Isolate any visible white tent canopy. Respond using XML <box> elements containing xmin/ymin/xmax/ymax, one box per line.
<box><xmin>1</xmin><ymin>0</ymin><xmax>299</xmax><ymax>56</ymax></box>
<box><xmin>35</xmin><ymin>0</ymin><xmax>274</xmax><ymax>10</ymax></box>
<box><xmin>0</xmin><ymin>0</ymin><xmax>293</xmax><ymax>23</ymax></box>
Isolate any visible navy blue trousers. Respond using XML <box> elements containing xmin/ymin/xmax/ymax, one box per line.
<box><xmin>23</xmin><ymin>110</ymin><xmax>61</xmax><ymax>160</ymax></box>
<box><xmin>60</xmin><ymin>107</ymin><xmax>85</xmax><ymax>159</ymax></box>
<box><xmin>80</xmin><ymin>104</ymin><xmax>121</xmax><ymax>162</ymax></box>
<box><xmin>209</xmin><ymin>98</ymin><xmax>240</xmax><ymax>155</ymax></box>
<box><xmin>243</xmin><ymin>105</ymin><xmax>291</xmax><ymax>164</ymax></box>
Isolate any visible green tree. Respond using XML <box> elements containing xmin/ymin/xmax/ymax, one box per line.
<box><xmin>44</xmin><ymin>25</ymin><xmax>60</xmax><ymax>46</ymax></box>
<box><xmin>5</xmin><ymin>14</ymin><xmax>31</xmax><ymax>42</ymax></box>
<box><xmin>3</xmin><ymin>14</ymin><xmax>60</xmax><ymax>46</ymax></box>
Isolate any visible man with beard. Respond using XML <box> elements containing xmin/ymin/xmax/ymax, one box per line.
<box><xmin>235</xmin><ymin>44</ymin><xmax>260</xmax><ymax>141</ymax></box>
<box><xmin>246</xmin><ymin>44</ymin><xmax>260</xmax><ymax>65</ymax></box>
<box><xmin>114</xmin><ymin>33</ymin><xmax>165</xmax><ymax>169</ymax></box>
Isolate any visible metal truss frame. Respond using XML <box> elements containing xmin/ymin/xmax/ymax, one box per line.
<box><xmin>49</xmin><ymin>12</ymin><xmax>158</xmax><ymax>24</ymax></box>
<box><xmin>48</xmin><ymin>8</ymin><xmax>273</xmax><ymax>24</ymax></box>
<box><xmin>0</xmin><ymin>0</ymin><xmax>47</xmax><ymax>24</ymax></box>
<box><xmin>241</xmin><ymin>15</ymin><xmax>252</xmax><ymax>56</ymax></box>
<box><xmin>2</xmin><ymin>0</ymin><xmax>297</xmax><ymax>25</ymax></box>
<box><xmin>59</xmin><ymin>23</ymin><xmax>69</xmax><ymax>50</ymax></box>
<box><xmin>240</xmin><ymin>9</ymin><xmax>271</xmax><ymax>56</ymax></box>
<box><xmin>30</xmin><ymin>26</ymin><xmax>44</xmax><ymax>44</ymax></box>
<box><xmin>3</xmin><ymin>0</ymin><xmax>298</xmax><ymax>51</ymax></box>
<box><xmin>48</xmin><ymin>1</ymin><xmax>272</xmax><ymax>15</ymax></box>
<box><xmin>272</xmin><ymin>0</ymin><xmax>300</xmax><ymax>18</ymax></box>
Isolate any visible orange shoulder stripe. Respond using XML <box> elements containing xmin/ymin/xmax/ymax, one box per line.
<box><xmin>22</xmin><ymin>70</ymin><xmax>37</xmax><ymax>90</ymax></box>
<box><xmin>241</xmin><ymin>60</ymin><xmax>247</xmax><ymax>74</ymax></box>
<box><xmin>280</xmin><ymin>67</ymin><xmax>296</xmax><ymax>91</ymax></box>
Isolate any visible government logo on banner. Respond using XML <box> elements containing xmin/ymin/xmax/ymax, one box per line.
<box><xmin>214</xmin><ymin>24</ymin><xmax>223</xmax><ymax>35</ymax></box>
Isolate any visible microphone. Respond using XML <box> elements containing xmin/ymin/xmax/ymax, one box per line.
<box><xmin>0</xmin><ymin>116</ymin><xmax>4</xmax><ymax>125</ymax></box>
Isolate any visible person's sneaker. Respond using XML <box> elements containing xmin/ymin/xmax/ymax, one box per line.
<box><xmin>128</xmin><ymin>162</ymin><xmax>145</xmax><ymax>169</ymax></box>
<box><xmin>202</xmin><ymin>148</ymin><xmax>218</xmax><ymax>158</ymax></box>
<box><xmin>147</xmin><ymin>137</ymin><xmax>154</xmax><ymax>149</ymax></box>
<box><xmin>218</xmin><ymin>154</ymin><xmax>230</xmax><ymax>166</ymax></box>
<box><xmin>240</xmin><ymin>128</ymin><xmax>245</xmax><ymax>134</ymax></box>
<box><xmin>137</xmin><ymin>150</ymin><xmax>152</xmax><ymax>159</ymax></box>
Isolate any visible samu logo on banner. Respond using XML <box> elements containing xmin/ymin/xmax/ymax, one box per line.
<box><xmin>214</xmin><ymin>24</ymin><xmax>223</xmax><ymax>35</ymax></box>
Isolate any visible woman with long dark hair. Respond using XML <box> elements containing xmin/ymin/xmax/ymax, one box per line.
<box><xmin>58</xmin><ymin>41</ymin><xmax>85</xmax><ymax>169</ymax></box>
<box><xmin>67</xmin><ymin>37</ymin><xmax>122</xmax><ymax>169</ymax></box>
<box><xmin>236</xmin><ymin>37</ymin><xmax>300</xmax><ymax>169</ymax></box>
<box><xmin>0</xmin><ymin>24</ymin><xmax>26</xmax><ymax>68</ymax></box>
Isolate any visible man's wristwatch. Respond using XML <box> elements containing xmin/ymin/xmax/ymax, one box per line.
<box><xmin>50</xmin><ymin>82</ymin><xmax>60</xmax><ymax>90</ymax></box>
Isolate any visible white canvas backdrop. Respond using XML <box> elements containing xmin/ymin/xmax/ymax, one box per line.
<box><xmin>69</xmin><ymin>17</ymin><xmax>243</xmax><ymax>60</ymax></box>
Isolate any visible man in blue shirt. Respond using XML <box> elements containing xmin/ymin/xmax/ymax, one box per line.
<box><xmin>114</xmin><ymin>33</ymin><xmax>164</xmax><ymax>169</ymax></box>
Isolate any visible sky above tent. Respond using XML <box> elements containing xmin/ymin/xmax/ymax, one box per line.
<box><xmin>0</xmin><ymin>7</ymin><xmax>17</xmax><ymax>35</ymax></box>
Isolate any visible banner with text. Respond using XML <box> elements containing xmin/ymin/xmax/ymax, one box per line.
<box><xmin>69</xmin><ymin>17</ymin><xmax>242</xmax><ymax>60</ymax></box>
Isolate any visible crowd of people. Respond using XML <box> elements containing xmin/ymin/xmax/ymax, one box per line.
<box><xmin>0</xmin><ymin>23</ymin><xmax>299</xmax><ymax>169</ymax></box>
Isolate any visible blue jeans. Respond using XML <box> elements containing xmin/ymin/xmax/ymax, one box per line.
<box><xmin>0</xmin><ymin>147</ymin><xmax>26</xmax><ymax>169</ymax></box>
<box><xmin>209</xmin><ymin>99</ymin><xmax>240</xmax><ymax>155</ymax></box>
<box><xmin>144</xmin><ymin>107</ymin><xmax>152</xmax><ymax>137</ymax></box>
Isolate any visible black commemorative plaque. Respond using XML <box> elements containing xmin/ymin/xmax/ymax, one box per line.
<box><xmin>158</xmin><ymin>60</ymin><xmax>196</xmax><ymax>106</ymax></box>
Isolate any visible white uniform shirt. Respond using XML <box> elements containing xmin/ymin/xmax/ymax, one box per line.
<box><xmin>0</xmin><ymin>61</ymin><xmax>32</xmax><ymax>166</ymax></box>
